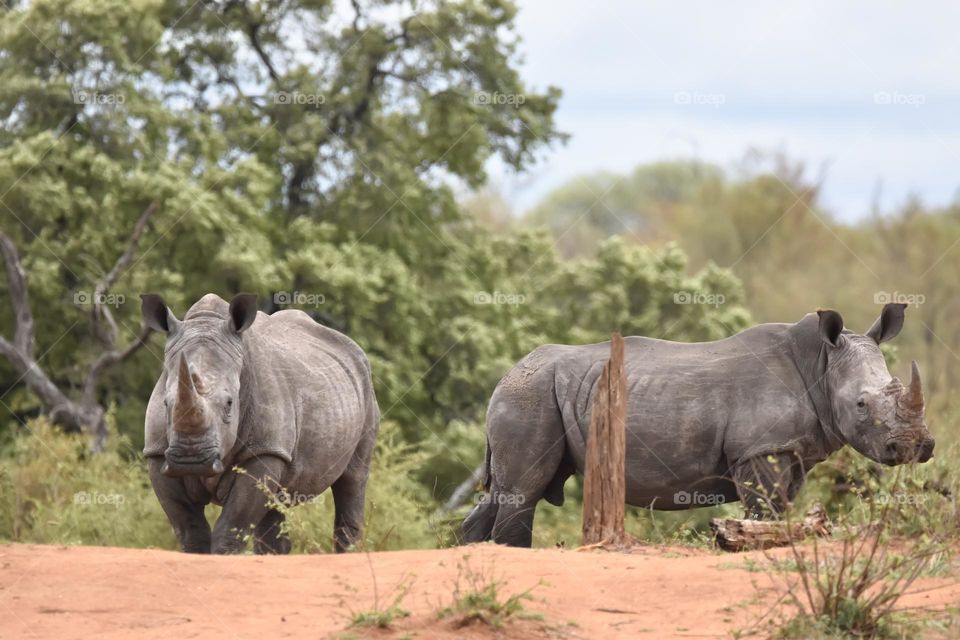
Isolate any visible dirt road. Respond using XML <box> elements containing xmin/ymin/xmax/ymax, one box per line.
<box><xmin>1</xmin><ymin>542</ymin><xmax>956</xmax><ymax>639</ymax></box>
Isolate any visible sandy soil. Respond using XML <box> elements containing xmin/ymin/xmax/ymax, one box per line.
<box><xmin>0</xmin><ymin>542</ymin><xmax>956</xmax><ymax>639</ymax></box>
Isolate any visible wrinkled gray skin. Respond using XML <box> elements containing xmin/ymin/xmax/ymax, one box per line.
<box><xmin>463</xmin><ymin>303</ymin><xmax>934</xmax><ymax>547</ymax></box>
<box><xmin>142</xmin><ymin>293</ymin><xmax>379</xmax><ymax>554</ymax></box>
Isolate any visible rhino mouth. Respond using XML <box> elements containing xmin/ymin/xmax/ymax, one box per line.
<box><xmin>881</xmin><ymin>436</ymin><xmax>935</xmax><ymax>466</ymax></box>
<box><xmin>162</xmin><ymin>446</ymin><xmax>224</xmax><ymax>478</ymax></box>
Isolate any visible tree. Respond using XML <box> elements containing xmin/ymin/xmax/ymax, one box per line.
<box><xmin>0</xmin><ymin>0</ymin><xmax>564</xmax><ymax>448</ymax></box>
<box><xmin>0</xmin><ymin>207</ymin><xmax>156</xmax><ymax>449</ymax></box>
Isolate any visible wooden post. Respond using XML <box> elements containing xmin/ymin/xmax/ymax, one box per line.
<box><xmin>582</xmin><ymin>332</ymin><xmax>629</xmax><ymax>547</ymax></box>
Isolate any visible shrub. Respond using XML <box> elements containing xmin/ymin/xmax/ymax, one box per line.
<box><xmin>763</xmin><ymin>470</ymin><xmax>950</xmax><ymax>639</ymax></box>
<box><xmin>0</xmin><ymin>418</ymin><xmax>443</xmax><ymax>552</ymax></box>
<box><xmin>0</xmin><ymin>418</ymin><xmax>175</xmax><ymax>548</ymax></box>
<box><xmin>437</xmin><ymin>554</ymin><xmax>541</xmax><ymax>628</ymax></box>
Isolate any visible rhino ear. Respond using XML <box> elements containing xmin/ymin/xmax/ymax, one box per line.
<box><xmin>865</xmin><ymin>302</ymin><xmax>906</xmax><ymax>344</ymax></box>
<box><xmin>227</xmin><ymin>293</ymin><xmax>258</xmax><ymax>334</ymax></box>
<box><xmin>140</xmin><ymin>294</ymin><xmax>180</xmax><ymax>334</ymax></box>
<box><xmin>817</xmin><ymin>309</ymin><xmax>844</xmax><ymax>348</ymax></box>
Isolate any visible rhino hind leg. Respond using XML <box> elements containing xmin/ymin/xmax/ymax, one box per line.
<box><xmin>330</xmin><ymin>427</ymin><xmax>376</xmax><ymax>553</ymax></box>
<box><xmin>253</xmin><ymin>509</ymin><xmax>292</xmax><ymax>555</ymax></box>
<box><xmin>732</xmin><ymin>452</ymin><xmax>807</xmax><ymax>519</ymax></box>
<box><xmin>487</xmin><ymin>414</ymin><xmax>566</xmax><ymax>546</ymax></box>
<box><xmin>462</xmin><ymin>444</ymin><xmax>497</xmax><ymax>543</ymax></box>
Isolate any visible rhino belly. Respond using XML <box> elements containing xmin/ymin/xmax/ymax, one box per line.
<box><xmin>620</xmin><ymin>422</ymin><xmax>736</xmax><ymax>510</ymax></box>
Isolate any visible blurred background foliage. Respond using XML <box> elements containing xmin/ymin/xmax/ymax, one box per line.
<box><xmin>0</xmin><ymin>0</ymin><xmax>956</xmax><ymax>550</ymax></box>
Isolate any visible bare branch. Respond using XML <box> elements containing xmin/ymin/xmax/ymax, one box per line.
<box><xmin>246</xmin><ymin>22</ymin><xmax>281</xmax><ymax>83</ymax></box>
<box><xmin>0</xmin><ymin>231</ymin><xmax>35</xmax><ymax>357</ymax></box>
<box><xmin>0</xmin><ymin>334</ymin><xmax>85</xmax><ymax>425</ymax></box>
<box><xmin>82</xmin><ymin>324</ymin><xmax>152</xmax><ymax>405</ymax></box>
<box><xmin>0</xmin><ymin>215</ymin><xmax>152</xmax><ymax>451</ymax></box>
<box><xmin>92</xmin><ymin>201</ymin><xmax>159</xmax><ymax>347</ymax></box>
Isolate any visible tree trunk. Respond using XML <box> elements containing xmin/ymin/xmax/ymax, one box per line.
<box><xmin>582</xmin><ymin>332</ymin><xmax>629</xmax><ymax>547</ymax></box>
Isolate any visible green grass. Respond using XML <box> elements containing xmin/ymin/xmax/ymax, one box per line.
<box><xmin>437</xmin><ymin>554</ymin><xmax>543</xmax><ymax>628</ymax></box>
<box><xmin>350</xmin><ymin>603</ymin><xmax>411</xmax><ymax>629</ymax></box>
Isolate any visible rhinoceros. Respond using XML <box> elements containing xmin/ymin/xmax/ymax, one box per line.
<box><xmin>462</xmin><ymin>303</ymin><xmax>934</xmax><ymax>547</ymax></box>
<box><xmin>141</xmin><ymin>293</ymin><xmax>379</xmax><ymax>554</ymax></box>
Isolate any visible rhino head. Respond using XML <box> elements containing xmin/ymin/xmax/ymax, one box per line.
<box><xmin>140</xmin><ymin>293</ymin><xmax>259</xmax><ymax>478</ymax></box>
<box><xmin>816</xmin><ymin>302</ymin><xmax>934</xmax><ymax>466</ymax></box>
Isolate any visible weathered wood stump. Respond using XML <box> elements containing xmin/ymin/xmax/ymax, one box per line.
<box><xmin>581</xmin><ymin>332</ymin><xmax>630</xmax><ymax>548</ymax></box>
<box><xmin>710</xmin><ymin>503</ymin><xmax>831</xmax><ymax>552</ymax></box>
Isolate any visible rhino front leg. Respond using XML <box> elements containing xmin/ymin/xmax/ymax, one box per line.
<box><xmin>253</xmin><ymin>509</ymin><xmax>292</xmax><ymax>555</ymax></box>
<box><xmin>147</xmin><ymin>457</ymin><xmax>211</xmax><ymax>553</ymax></box>
<box><xmin>732</xmin><ymin>452</ymin><xmax>807</xmax><ymax>519</ymax></box>
<box><xmin>212</xmin><ymin>455</ymin><xmax>288</xmax><ymax>554</ymax></box>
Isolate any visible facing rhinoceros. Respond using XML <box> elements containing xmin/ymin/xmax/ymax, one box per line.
<box><xmin>463</xmin><ymin>303</ymin><xmax>934</xmax><ymax>547</ymax></box>
<box><xmin>141</xmin><ymin>293</ymin><xmax>379</xmax><ymax>554</ymax></box>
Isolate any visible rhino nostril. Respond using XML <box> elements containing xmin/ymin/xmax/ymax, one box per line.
<box><xmin>883</xmin><ymin>441</ymin><xmax>902</xmax><ymax>462</ymax></box>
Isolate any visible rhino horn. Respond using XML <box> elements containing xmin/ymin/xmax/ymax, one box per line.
<box><xmin>173</xmin><ymin>353</ymin><xmax>205</xmax><ymax>433</ymax></box>
<box><xmin>908</xmin><ymin>360</ymin><xmax>924</xmax><ymax>411</ymax></box>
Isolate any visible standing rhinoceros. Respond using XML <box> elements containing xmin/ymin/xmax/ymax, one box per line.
<box><xmin>141</xmin><ymin>293</ymin><xmax>379</xmax><ymax>554</ymax></box>
<box><xmin>463</xmin><ymin>303</ymin><xmax>934</xmax><ymax>547</ymax></box>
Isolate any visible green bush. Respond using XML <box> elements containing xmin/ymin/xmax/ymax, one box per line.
<box><xmin>0</xmin><ymin>419</ymin><xmax>446</xmax><ymax>552</ymax></box>
<box><xmin>0</xmin><ymin>419</ymin><xmax>175</xmax><ymax>548</ymax></box>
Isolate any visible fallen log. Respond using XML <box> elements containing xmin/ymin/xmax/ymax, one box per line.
<box><xmin>710</xmin><ymin>504</ymin><xmax>831</xmax><ymax>552</ymax></box>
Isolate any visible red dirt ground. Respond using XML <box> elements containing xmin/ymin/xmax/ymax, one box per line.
<box><xmin>0</xmin><ymin>542</ymin><xmax>956</xmax><ymax>639</ymax></box>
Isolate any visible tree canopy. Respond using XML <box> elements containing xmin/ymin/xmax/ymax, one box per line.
<box><xmin>0</xmin><ymin>1</ymin><xmax>748</xmax><ymax>497</ymax></box>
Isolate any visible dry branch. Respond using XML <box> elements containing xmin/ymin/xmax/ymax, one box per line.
<box><xmin>711</xmin><ymin>504</ymin><xmax>831</xmax><ymax>552</ymax></box>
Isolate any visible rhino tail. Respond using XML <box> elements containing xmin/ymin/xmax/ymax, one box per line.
<box><xmin>461</xmin><ymin>440</ymin><xmax>496</xmax><ymax>543</ymax></box>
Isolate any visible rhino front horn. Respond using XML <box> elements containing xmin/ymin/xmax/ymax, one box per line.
<box><xmin>908</xmin><ymin>360</ymin><xmax>924</xmax><ymax>411</ymax></box>
<box><xmin>173</xmin><ymin>353</ymin><xmax>205</xmax><ymax>433</ymax></box>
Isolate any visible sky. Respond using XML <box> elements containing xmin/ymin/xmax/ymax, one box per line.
<box><xmin>488</xmin><ymin>1</ymin><xmax>960</xmax><ymax>221</ymax></box>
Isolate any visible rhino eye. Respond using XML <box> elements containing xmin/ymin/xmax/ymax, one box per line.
<box><xmin>857</xmin><ymin>399</ymin><xmax>866</xmax><ymax>409</ymax></box>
